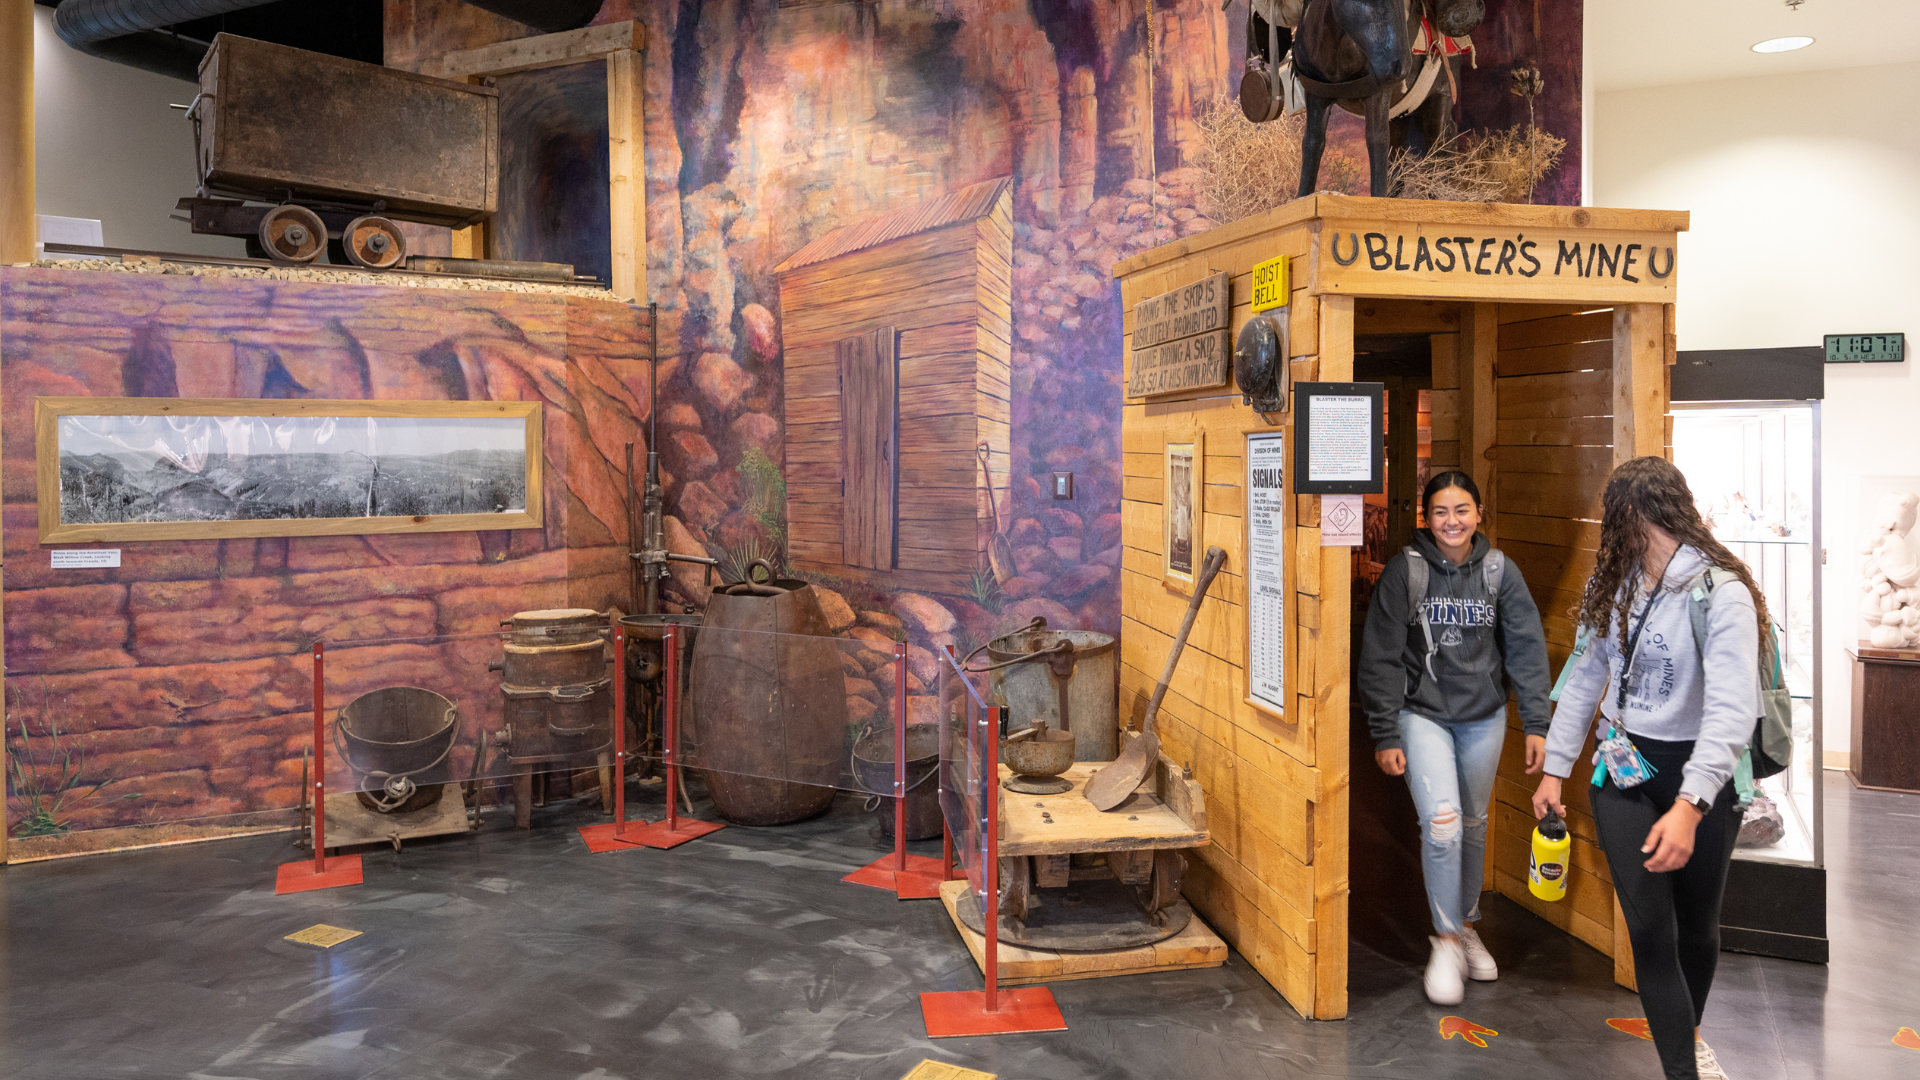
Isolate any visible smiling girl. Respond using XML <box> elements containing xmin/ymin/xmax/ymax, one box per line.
<box><xmin>1357</xmin><ymin>470</ymin><xmax>1553</xmax><ymax>1005</ymax></box>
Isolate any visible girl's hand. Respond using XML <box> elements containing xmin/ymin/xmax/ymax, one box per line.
<box><xmin>1641</xmin><ymin>801</ymin><xmax>1702</xmax><ymax>872</ymax></box>
<box><xmin>1524</xmin><ymin>734</ymin><xmax>1547</xmax><ymax>774</ymax></box>
<box><xmin>1375</xmin><ymin>749</ymin><xmax>1406</xmax><ymax>776</ymax></box>
<box><xmin>1531</xmin><ymin>774</ymin><xmax>1565</xmax><ymax>820</ymax></box>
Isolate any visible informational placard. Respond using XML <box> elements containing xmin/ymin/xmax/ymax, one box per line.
<box><xmin>1250</xmin><ymin>254</ymin><xmax>1290</xmax><ymax>313</ymax></box>
<box><xmin>1321</xmin><ymin>494</ymin><xmax>1364</xmax><ymax>546</ymax></box>
<box><xmin>50</xmin><ymin>548</ymin><xmax>120</xmax><ymax>568</ymax></box>
<box><xmin>1292</xmin><ymin>382</ymin><xmax>1384</xmax><ymax>494</ymax></box>
<box><xmin>1128</xmin><ymin>272</ymin><xmax>1231</xmax><ymax>397</ymax></box>
<box><xmin>1245</xmin><ymin>431</ymin><xmax>1287</xmax><ymax>715</ymax></box>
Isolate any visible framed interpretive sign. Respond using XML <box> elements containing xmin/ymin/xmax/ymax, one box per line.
<box><xmin>1244</xmin><ymin>430</ymin><xmax>1287</xmax><ymax>717</ymax></box>
<box><xmin>1291</xmin><ymin>382</ymin><xmax>1384</xmax><ymax>495</ymax></box>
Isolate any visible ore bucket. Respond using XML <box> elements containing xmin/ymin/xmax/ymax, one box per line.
<box><xmin>852</xmin><ymin>723</ymin><xmax>942</xmax><ymax>840</ymax></box>
<box><xmin>986</xmin><ymin>620</ymin><xmax>1118</xmax><ymax>762</ymax></box>
<box><xmin>337</xmin><ymin>686</ymin><xmax>459</xmax><ymax>814</ymax></box>
<box><xmin>686</xmin><ymin>572</ymin><xmax>848</xmax><ymax>826</ymax></box>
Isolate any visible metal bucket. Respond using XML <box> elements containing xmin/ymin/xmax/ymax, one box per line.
<box><xmin>337</xmin><ymin>686</ymin><xmax>458</xmax><ymax>813</ymax></box>
<box><xmin>686</xmin><ymin>576</ymin><xmax>849</xmax><ymax>826</ymax></box>
<box><xmin>852</xmin><ymin>723</ymin><xmax>942</xmax><ymax>840</ymax></box>
<box><xmin>986</xmin><ymin>621</ymin><xmax>1118</xmax><ymax>761</ymax></box>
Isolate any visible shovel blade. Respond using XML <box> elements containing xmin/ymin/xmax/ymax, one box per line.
<box><xmin>1083</xmin><ymin>731</ymin><xmax>1159</xmax><ymax>811</ymax></box>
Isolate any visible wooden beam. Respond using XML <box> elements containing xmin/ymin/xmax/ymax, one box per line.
<box><xmin>0</xmin><ymin>0</ymin><xmax>29</xmax><ymax>863</ymax></box>
<box><xmin>1611</xmin><ymin>303</ymin><xmax>1665</xmax><ymax>466</ymax></box>
<box><xmin>606</xmin><ymin>48</ymin><xmax>646</xmax><ymax>302</ymax></box>
<box><xmin>1</xmin><ymin>0</ymin><xmax>33</xmax><ymax>266</ymax></box>
<box><xmin>438</xmin><ymin>20</ymin><xmax>646</xmax><ymax>80</ymax></box>
<box><xmin>1311</xmin><ymin>294</ymin><xmax>1353</xmax><ymax>1020</ymax></box>
<box><xmin>1462</xmin><ymin>303</ymin><xmax>1498</xmax><ymax>540</ymax></box>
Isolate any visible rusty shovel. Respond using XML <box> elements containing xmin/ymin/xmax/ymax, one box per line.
<box><xmin>1084</xmin><ymin>545</ymin><xmax>1228</xmax><ymax>812</ymax></box>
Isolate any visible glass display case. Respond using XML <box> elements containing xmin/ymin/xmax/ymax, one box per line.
<box><xmin>1671</xmin><ymin>402</ymin><xmax>1822</xmax><ymax>869</ymax></box>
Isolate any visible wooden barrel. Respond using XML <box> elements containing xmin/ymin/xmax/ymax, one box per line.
<box><xmin>503</xmin><ymin>607</ymin><xmax>605</xmax><ymax>645</ymax></box>
<box><xmin>685</xmin><ymin>577</ymin><xmax>849</xmax><ymax>825</ymax></box>
<box><xmin>500</xmin><ymin>637</ymin><xmax>606</xmax><ymax>686</ymax></box>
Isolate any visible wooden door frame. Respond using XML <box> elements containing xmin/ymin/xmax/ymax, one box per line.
<box><xmin>436</xmin><ymin>21</ymin><xmax>650</xmax><ymax>302</ymax></box>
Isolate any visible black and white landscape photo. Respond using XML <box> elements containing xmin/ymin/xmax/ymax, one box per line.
<box><xmin>58</xmin><ymin>413</ymin><xmax>530</xmax><ymax>525</ymax></box>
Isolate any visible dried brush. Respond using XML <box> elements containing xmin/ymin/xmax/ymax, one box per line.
<box><xmin>1193</xmin><ymin>96</ymin><xmax>1364</xmax><ymax>224</ymax></box>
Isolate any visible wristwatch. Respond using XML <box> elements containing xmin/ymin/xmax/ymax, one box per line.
<box><xmin>1682</xmin><ymin>794</ymin><xmax>1713</xmax><ymax>815</ymax></box>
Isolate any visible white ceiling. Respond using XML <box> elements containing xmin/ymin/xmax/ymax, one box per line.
<box><xmin>1588</xmin><ymin>0</ymin><xmax>1920</xmax><ymax>92</ymax></box>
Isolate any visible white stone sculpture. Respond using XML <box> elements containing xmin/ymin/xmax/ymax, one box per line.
<box><xmin>1859</xmin><ymin>492</ymin><xmax>1920</xmax><ymax>647</ymax></box>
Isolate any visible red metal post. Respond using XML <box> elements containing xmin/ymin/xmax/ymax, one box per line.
<box><xmin>983</xmin><ymin>703</ymin><xmax>1000</xmax><ymax>1012</ymax></box>
<box><xmin>943</xmin><ymin>821</ymin><xmax>954</xmax><ymax>881</ymax></box>
<box><xmin>613</xmin><ymin>623</ymin><xmax>627</xmax><ymax>837</ymax></box>
<box><xmin>664</xmin><ymin>623</ymin><xmax>680</xmax><ymax>833</ymax></box>
<box><xmin>893</xmin><ymin>641</ymin><xmax>908</xmax><ymax>872</ymax></box>
<box><xmin>312</xmin><ymin>642</ymin><xmax>326</xmax><ymax>873</ymax></box>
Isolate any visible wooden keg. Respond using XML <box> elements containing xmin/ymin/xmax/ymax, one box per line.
<box><xmin>501</xmin><ymin>679</ymin><xmax>611</xmax><ymax>763</ymax></box>
<box><xmin>502</xmin><ymin>608</ymin><xmax>605</xmax><ymax>645</ymax></box>
<box><xmin>498</xmin><ymin>637</ymin><xmax>606</xmax><ymax>687</ymax></box>
<box><xmin>685</xmin><ymin>573</ymin><xmax>849</xmax><ymax>826</ymax></box>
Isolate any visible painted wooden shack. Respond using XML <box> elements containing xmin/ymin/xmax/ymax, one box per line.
<box><xmin>1112</xmin><ymin>194</ymin><xmax>1687</xmax><ymax>1019</ymax></box>
<box><xmin>775</xmin><ymin>177</ymin><xmax>1013</xmax><ymax>594</ymax></box>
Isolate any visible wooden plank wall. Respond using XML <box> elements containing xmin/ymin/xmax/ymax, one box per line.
<box><xmin>779</xmin><ymin>192</ymin><xmax>1012</xmax><ymax>594</ymax></box>
<box><xmin>1116</xmin><ymin>224</ymin><xmax>1352</xmax><ymax>1019</ymax></box>
<box><xmin>1486</xmin><ymin>303</ymin><xmax>1621</xmax><ymax>958</ymax></box>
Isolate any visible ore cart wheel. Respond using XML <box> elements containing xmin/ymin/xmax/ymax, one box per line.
<box><xmin>342</xmin><ymin>215</ymin><xmax>406</xmax><ymax>270</ymax></box>
<box><xmin>258</xmin><ymin>205</ymin><xmax>327</xmax><ymax>264</ymax></box>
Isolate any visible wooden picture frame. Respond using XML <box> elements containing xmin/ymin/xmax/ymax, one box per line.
<box><xmin>36</xmin><ymin>397</ymin><xmax>543</xmax><ymax>544</ymax></box>
<box><xmin>1162</xmin><ymin>431</ymin><xmax>1204</xmax><ymax>594</ymax></box>
<box><xmin>1242</xmin><ymin>429</ymin><xmax>1289</xmax><ymax>720</ymax></box>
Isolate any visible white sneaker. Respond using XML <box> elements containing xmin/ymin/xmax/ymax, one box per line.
<box><xmin>1458</xmin><ymin>924</ymin><xmax>1498</xmax><ymax>981</ymax></box>
<box><xmin>1694</xmin><ymin>1041</ymin><xmax>1730</xmax><ymax>1080</ymax></box>
<box><xmin>1424</xmin><ymin>936</ymin><xmax>1465</xmax><ymax>1005</ymax></box>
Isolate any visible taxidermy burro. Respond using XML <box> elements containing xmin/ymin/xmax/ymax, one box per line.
<box><xmin>1292</xmin><ymin>0</ymin><xmax>1485</xmax><ymax>197</ymax></box>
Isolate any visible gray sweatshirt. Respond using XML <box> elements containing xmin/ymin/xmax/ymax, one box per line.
<box><xmin>1544</xmin><ymin>544</ymin><xmax>1760</xmax><ymax>806</ymax></box>
<box><xmin>1359</xmin><ymin>530</ymin><xmax>1553</xmax><ymax>751</ymax></box>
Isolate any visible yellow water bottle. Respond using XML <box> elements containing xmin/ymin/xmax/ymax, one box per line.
<box><xmin>1529</xmin><ymin>808</ymin><xmax>1571</xmax><ymax>902</ymax></box>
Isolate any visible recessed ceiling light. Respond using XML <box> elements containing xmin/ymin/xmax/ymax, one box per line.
<box><xmin>1752</xmin><ymin>36</ymin><xmax>1815</xmax><ymax>53</ymax></box>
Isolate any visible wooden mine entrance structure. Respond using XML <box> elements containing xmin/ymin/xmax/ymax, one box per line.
<box><xmin>1112</xmin><ymin>195</ymin><xmax>1686</xmax><ymax>1019</ymax></box>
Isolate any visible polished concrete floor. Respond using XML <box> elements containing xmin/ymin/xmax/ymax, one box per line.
<box><xmin>0</xmin><ymin>778</ymin><xmax>1914</xmax><ymax>1079</ymax></box>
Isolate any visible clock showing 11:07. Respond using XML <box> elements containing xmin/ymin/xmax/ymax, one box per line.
<box><xmin>1825</xmin><ymin>333</ymin><xmax>1905</xmax><ymax>363</ymax></box>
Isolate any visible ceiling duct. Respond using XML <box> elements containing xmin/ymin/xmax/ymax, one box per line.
<box><xmin>49</xmin><ymin>0</ymin><xmax>601</xmax><ymax>81</ymax></box>
<box><xmin>52</xmin><ymin>0</ymin><xmax>278</xmax><ymax>80</ymax></box>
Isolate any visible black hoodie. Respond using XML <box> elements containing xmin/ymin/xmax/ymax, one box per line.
<box><xmin>1358</xmin><ymin>529</ymin><xmax>1552</xmax><ymax>752</ymax></box>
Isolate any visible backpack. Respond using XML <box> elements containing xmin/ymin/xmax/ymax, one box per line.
<box><xmin>1404</xmin><ymin>546</ymin><xmax>1505</xmax><ymax>692</ymax></box>
<box><xmin>1547</xmin><ymin>568</ymin><xmax>1791</xmax><ymax>782</ymax></box>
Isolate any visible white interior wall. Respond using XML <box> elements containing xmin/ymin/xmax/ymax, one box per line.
<box><xmin>32</xmin><ymin>6</ymin><xmax>233</xmax><ymax>256</ymax></box>
<box><xmin>1594</xmin><ymin>60</ymin><xmax>1920</xmax><ymax>760</ymax></box>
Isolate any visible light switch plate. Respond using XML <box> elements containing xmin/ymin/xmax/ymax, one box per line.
<box><xmin>1051</xmin><ymin>472</ymin><xmax>1074</xmax><ymax>499</ymax></box>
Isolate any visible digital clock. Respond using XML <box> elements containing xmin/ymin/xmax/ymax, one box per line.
<box><xmin>1825</xmin><ymin>333</ymin><xmax>1904</xmax><ymax>363</ymax></box>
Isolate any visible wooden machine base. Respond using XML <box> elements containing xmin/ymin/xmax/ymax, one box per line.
<box><xmin>315</xmin><ymin>785</ymin><xmax>474</xmax><ymax>852</ymax></box>
<box><xmin>937</xmin><ymin>879</ymin><xmax>1226</xmax><ymax>984</ymax></box>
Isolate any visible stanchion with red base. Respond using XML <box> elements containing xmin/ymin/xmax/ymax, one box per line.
<box><xmin>620</xmin><ymin>623</ymin><xmax>725</xmax><ymax>849</ymax></box>
<box><xmin>920</xmin><ymin>704</ymin><xmax>1065</xmax><ymax>1037</ymax></box>
<box><xmin>277</xmin><ymin>642</ymin><xmax>364</xmax><ymax>894</ymax></box>
<box><xmin>580</xmin><ymin>623</ymin><xmax>651</xmax><ymax>853</ymax></box>
<box><xmin>845</xmin><ymin>641</ymin><xmax>944</xmax><ymax>898</ymax></box>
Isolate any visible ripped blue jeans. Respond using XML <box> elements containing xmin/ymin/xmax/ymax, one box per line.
<box><xmin>1398</xmin><ymin>708</ymin><xmax>1506</xmax><ymax>936</ymax></box>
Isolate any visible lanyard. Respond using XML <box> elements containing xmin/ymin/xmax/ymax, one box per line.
<box><xmin>1614</xmin><ymin>579</ymin><xmax>1665</xmax><ymax>714</ymax></box>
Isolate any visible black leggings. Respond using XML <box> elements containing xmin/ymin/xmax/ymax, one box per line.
<box><xmin>1590</xmin><ymin>734</ymin><xmax>1741</xmax><ymax>1080</ymax></box>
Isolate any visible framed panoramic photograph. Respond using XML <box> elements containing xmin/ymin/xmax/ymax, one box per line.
<box><xmin>1162</xmin><ymin>431</ymin><xmax>1204</xmax><ymax>594</ymax></box>
<box><xmin>35</xmin><ymin>397</ymin><xmax>543</xmax><ymax>543</ymax></box>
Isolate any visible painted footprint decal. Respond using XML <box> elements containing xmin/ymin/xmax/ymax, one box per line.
<box><xmin>1438</xmin><ymin>1016</ymin><xmax>1498</xmax><ymax>1047</ymax></box>
<box><xmin>1607</xmin><ymin>1018</ymin><xmax>1654</xmax><ymax>1041</ymax></box>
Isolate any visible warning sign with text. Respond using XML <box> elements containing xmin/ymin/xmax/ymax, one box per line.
<box><xmin>1128</xmin><ymin>272</ymin><xmax>1232</xmax><ymax>398</ymax></box>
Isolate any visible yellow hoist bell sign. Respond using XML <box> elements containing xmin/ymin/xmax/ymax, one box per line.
<box><xmin>1250</xmin><ymin>255</ymin><xmax>1290</xmax><ymax>313</ymax></box>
